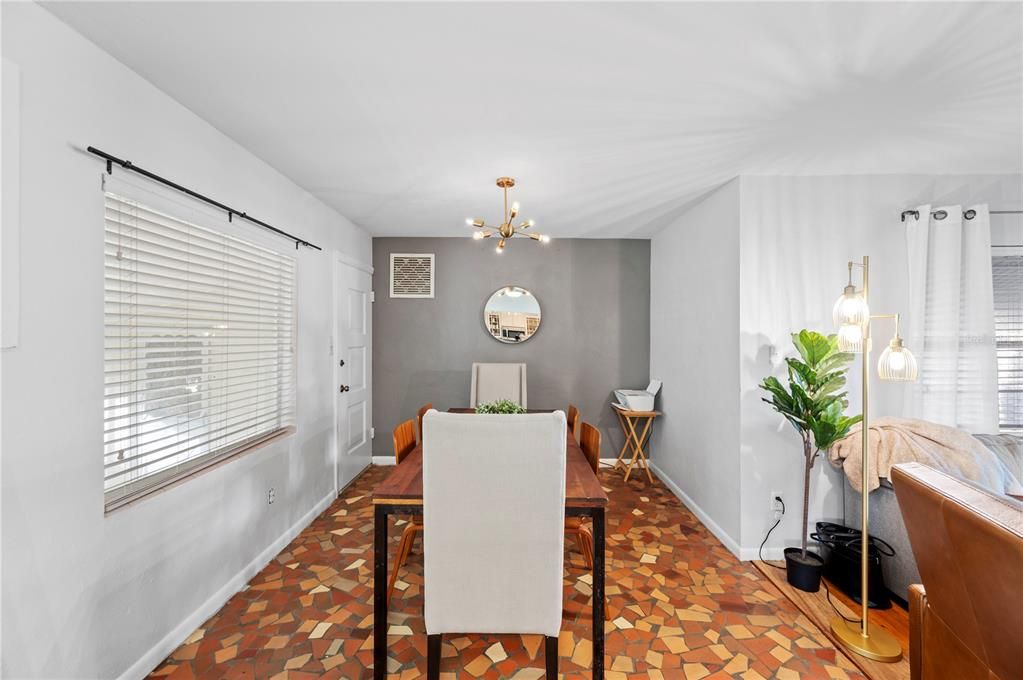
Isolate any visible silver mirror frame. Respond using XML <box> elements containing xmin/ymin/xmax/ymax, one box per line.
<box><xmin>482</xmin><ymin>285</ymin><xmax>542</xmax><ymax>344</ymax></box>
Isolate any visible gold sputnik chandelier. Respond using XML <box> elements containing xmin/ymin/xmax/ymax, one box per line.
<box><xmin>466</xmin><ymin>177</ymin><xmax>550</xmax><ymax>253</ymax></box>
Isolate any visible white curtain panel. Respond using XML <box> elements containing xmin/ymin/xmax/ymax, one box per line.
<box><xmin>905</xmin><ymin>204</ymin><xmax>999</xmax><ymax>433</ymax></box>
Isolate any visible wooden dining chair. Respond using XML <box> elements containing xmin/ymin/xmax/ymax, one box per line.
<box><xmin>566</xmin><ymin>421</ymin><xmax>610</xmax><ymax>619</ymax></box>
<box><xmin>387</xmin><ymin>419</ymin><xmax>420</xmax><ymax>603</ymax></box>
<box><xmin>423</xmin><ymin>410</ymin><xmax>566</xmax><ymax>679</ymax></box>
<box><xmin>566</xmin><ymin>421</ymin><xmax>600</xmax><ymax>568</ymax></box>
<box><xmin>566</xmin><ymin>404</ymin><xmax>580</xmax><ymax>439</ymax></box>
<box><xmin>416</xmin><ymin>403</ymin><xmax>433</xmax><ymax>445</ymax></box>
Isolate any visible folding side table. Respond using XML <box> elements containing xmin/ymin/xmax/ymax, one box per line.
<box><xmin>612</xmin><ymin>403</ymin><xmax>660</xmax><ymax>483</ymax></box>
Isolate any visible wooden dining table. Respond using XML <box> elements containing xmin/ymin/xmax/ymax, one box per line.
<box><xmin>371</xmin><ymin>408</ymin><xmax>609</xmax><ymax>679</ymax></box>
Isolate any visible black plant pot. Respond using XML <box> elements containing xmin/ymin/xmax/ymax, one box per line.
<box><xmin>784</xmin><ymin>547</ymin><xmax>824</xmax><ymax>593</ymax></box>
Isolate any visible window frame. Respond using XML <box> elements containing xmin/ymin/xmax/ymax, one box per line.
<box><xmin>992</xmin><ymin>246</ymin><xmax>1023</xmax><ymax>434</ymax></box>
<box><xmin>103</xmin><ymin>192</ymin><xmax>298</xmax><ymax>512</ymax></box>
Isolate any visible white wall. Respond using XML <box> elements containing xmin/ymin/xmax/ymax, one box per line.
<box><xmin>1</xmin><ymin>4</ymin><xmax>371</xmax><ymax>679</ymax></box>
<box><xmin>650</xmin><ymin>173</ymin><xmax>1022</xmax><ymax>560</ymax></box>
<box><xmin>649</xmin><ymin>179</ymin><xmax>742</xmax><ymax>552</ymax></box>
<box><xmin>739</xmin><ymin>174</ymin><xmax>1023</xmax><ymax>559</ymax></box>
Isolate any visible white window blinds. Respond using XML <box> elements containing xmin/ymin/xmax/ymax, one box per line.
<box><xmin>104</xmin><ymin>193</ymin><xmax>296</xmax><ymax>510</ymax></box>
<box><xmin>993</xmin><ymin>254</ymin><xmax>1023</xmax><ymax>431</ymax></box>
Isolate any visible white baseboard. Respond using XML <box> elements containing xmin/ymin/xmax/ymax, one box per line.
<box><xmin>741</xmin><ymin>545</ymin><xmax>786</xmax><ymax>561</ymax></box>
<box><xmin>118</xmin><ymin>490</ymin><xmax>337</xmax><ymax>680</ymax></box>
<box><xmin>646</xmin><ymin>460</ymin><xmax>744</xmax><ymax>561</ymax></box>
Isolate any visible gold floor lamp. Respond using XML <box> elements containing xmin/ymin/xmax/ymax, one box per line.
<box><xmin>830</xmin><ymin>255</ymin><xmax>918</xmax><ymax>663</ymax></box>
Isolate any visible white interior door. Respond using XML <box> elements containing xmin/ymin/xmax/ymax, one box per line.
<box><xmin>336</xmin><ymin>258</ymin><xmax>373</xmax><ymax>491</ymax></box>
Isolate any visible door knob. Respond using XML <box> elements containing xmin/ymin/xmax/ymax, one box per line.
<box><xmin>339</xmin><ymin>385</ymin><xmax>350</xmax><ymax>393</ymax></box>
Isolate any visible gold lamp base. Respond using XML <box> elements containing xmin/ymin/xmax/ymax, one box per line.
<box><xmin>830</xmin><ymin>617</ymin><xmax>903</xmax><ymax>663</ymax></box>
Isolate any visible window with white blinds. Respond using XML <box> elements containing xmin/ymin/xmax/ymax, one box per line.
<box><xmin>104</xmin><ymin>193</ymin><xmax>296</xmax><ymax>510</ymax></box>
<box><xmin>993</xmin><ymin>254</ymin><xmax>1023</xmax><ymax>432</ymax></box>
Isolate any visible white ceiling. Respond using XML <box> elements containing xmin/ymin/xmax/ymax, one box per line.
<box><xmin>45</xmin><ymin>1</ymin><xmax>1023</xmax><ymax>238</ymax></box>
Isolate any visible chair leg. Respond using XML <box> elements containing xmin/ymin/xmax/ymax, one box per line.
<box><xmin>387</xmin><ymin>525</ymin><xmax>416</xmax><ymax>603</ymax></box>
<box><xmin>399</xmin><ymin>525</ymin><xmax>418</xmax><ymax>566</ymax></box>
<box><xmin>575</xmin><ymin>528</ymin><xmax>593</xmax><ymax>570</ymax></box>
<box><xmin>577</xmin><ymin>525</ymin><xmax>594</xmax><ymax>566</ymax></box>
<box><xmin>544</xmin><ymin>635</ymin><xmax>558</xmax><ymax>678</ymax></box>
<box><xmin>427</xmin><ymin>634</ymin><xmax>442</xmax><ymax>680</ymax></box>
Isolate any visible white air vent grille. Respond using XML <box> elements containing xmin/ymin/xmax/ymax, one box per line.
<box><xmin>390</xmin><ymin>253</ymin><xmax>435</xmax><ymax>298</ymax></box>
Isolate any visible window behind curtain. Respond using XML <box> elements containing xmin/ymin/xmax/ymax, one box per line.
<box><xmin>104</xmin><ymin>193</ymin><xmax>296</xmax><ymax>510</ymax></box>
<box><xmin>993</xmin><ymin>253</ymin><xmax>1023</xmax><ymax>432</ymax></box>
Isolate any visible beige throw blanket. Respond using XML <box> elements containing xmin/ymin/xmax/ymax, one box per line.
<box><xmin>829</xmin><ymin>417</ymin><xmax>1023</xmax><ymax>495</ymax></box>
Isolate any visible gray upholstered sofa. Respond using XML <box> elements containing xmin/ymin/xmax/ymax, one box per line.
<box><xmin>841</xmin><ymin>433</ymin><xmax>1023</xmax><ymax>602</ymax></box>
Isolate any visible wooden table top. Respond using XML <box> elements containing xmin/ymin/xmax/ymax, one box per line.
<box><xmin>372</xmin><ymin>409</ymin><xmax>609</xmax><ymax>508</ymax></box>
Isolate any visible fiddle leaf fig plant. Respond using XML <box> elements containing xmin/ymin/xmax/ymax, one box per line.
<box><xmin>474</xmin><ymin>399</ymin><xmax>526</xmax><ymax>415</ymax></box>
<box><xmin>760</xmin><ymin>330</ymin><xmax>861</xmax><ymax>558</ymax></box>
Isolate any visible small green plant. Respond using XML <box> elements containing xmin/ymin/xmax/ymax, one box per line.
<box><xmin>474</xmin><ymin>399</ymin><xmax>526</xmax><ymax>415</ymax></box>
<box><xmin>760</xmin><ymin>330</ymin><xmax>861</xmax><ymax>559</ymax></box>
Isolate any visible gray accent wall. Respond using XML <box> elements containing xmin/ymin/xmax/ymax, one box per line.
<box><xmin>372</xmin><ymin>237</ymin><xmax>650</xmax><ymax>457</ymax></box>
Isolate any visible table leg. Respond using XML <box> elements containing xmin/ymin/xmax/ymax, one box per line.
<box><xmin>622</xmin><ymin>416</ymin><xmax>643</xmax><ymax>482</ymax></box>
<box><xmin>592</xmin><ymin>506</ymin><xmax>605</xmax><ymax>680</ymax></box>
<box><xmin>613</xmin><ymin>411</ymin><xmax>630</xmax><ymax>470</ymax></box>
<box><xmin>636</xmin><ymin>417</ymin><xmax>655</xmax><ymax>483</ymax></box>
<box><xmin>373</xmin><ymin>504</ymin><xmax>388</xmax><ymax>680</ymax></box>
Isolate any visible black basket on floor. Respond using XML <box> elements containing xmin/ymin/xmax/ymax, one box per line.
<box><xmin>812</xmin><ymin>521</ymin><xmax>894</xmax><ymax>610</ymax></box>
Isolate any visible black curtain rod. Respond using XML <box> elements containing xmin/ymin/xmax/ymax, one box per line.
<box><xmin>87</xmin><ymin>146</ymin><xmax>321</xmax><ymax>251</ymax></box>
<box><xmin>901</xmin><ymin>208</ymin><xmax>1023</xmax><ymax>222</ymax></box>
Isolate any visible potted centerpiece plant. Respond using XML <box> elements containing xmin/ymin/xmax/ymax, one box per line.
<box><xmin>759</xmin><ymin>330</ymin><xmax>860</xmax><ymax>592</ymax></box>
<box><xmin>474</xmin><ymin>399</ymin><xmax>527</xmax><ymax>415</ymax></box>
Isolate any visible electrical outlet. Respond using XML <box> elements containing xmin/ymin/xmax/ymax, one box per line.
<box><xmin>770</xmin><ymin>491</ymin><xmax>784</xmax><ymax>516</ymax></box>
<box><xmin>268</xmin><ymin>487</ymin><xmax>276</xmax><ymax>505</ymax></box>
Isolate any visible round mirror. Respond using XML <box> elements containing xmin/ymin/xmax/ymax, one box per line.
<box><xmin>483</xmin><ymin>286</ymin><xmax>541</xmax><ymax>344</ymax></box>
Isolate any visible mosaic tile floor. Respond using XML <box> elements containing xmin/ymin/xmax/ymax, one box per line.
<box><xmin>149</xmin><ymin>465</ymin><xmax>866</xmax><ymax>679</ymax></box>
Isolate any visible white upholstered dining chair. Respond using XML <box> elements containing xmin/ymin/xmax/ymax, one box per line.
<box><xmin>469</xmin><ymin>362</ymin><xmax>527</xmax><ymax>408</ymax></box>
<box><xmin>421</xmin><ymin>410</ymin><xmax>566</xmax><ymax>678</ymax></box>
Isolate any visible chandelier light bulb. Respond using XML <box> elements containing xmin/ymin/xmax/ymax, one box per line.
<box><xmin>465</xmin><ymin>177</ymin><xmax>547</xmax><ymax>253</ymax></box>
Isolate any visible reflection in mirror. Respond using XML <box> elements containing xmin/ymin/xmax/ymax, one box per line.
<box><xmin>483</xmin><ymin>286</ymin><xmax>541</xmax><ymax>344</ymax></box>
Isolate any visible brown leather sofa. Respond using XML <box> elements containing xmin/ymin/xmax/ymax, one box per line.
<box><xmin>891</xmin><ymin>462</ymin><xmax>1023</xmax><ymax>680</ymax></box>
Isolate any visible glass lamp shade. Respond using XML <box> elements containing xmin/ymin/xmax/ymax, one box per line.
<box><xmin>878</xmin><ymin>337</ymin><xmax>918</xmax><ymax>381</ymax></box>
<box><xmin>833</xmin><ymin>285</ymin><xmax>870</xmax><ymax>327</ymax></box>
<box><xmin>837</xmin><ymin>323</ymin><xmax>865</xmax><ymax>353</ymax></box>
